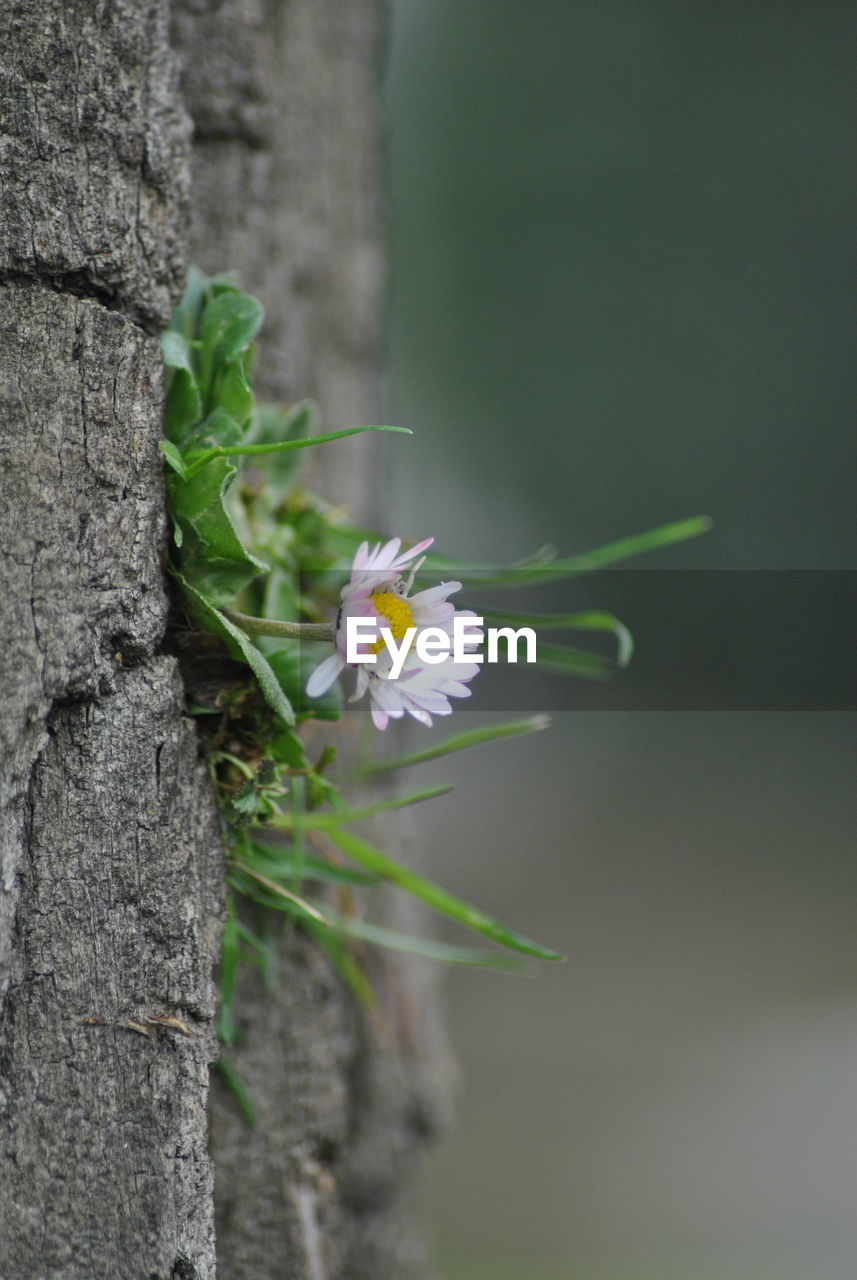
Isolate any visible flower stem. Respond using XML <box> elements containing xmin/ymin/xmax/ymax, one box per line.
<box><xmin>223</xmin><ymin>609</ymin><xmax>335</xmax><ymax>642</ymax></box>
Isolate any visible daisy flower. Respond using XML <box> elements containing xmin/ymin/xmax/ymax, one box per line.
<box><xmin>305</xmin><ymin>536</ymin><xmax>482</xmax><ymax>729</ymax></box>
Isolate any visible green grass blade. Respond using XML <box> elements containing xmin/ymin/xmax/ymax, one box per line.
<box><xmin>305</xmin><ymin>924</ymin><xmax>377</xmax><ymax>1010</ymax></box>
<box><xmin>183</xmin><ymin>424</ymin><xmax>411</xmax><ymax>476</ymax></box>
<box><xmin>215</xmin><ymin>1055</ymin><xmax>257</xmax><ymax>1127</ymax></box>
<box><xmin>365</xmin><ymin>716</ymin><xmax>550</xmax><ymax>774</ymax></box>
<box><xmin>232</xmin><ymin>859</ymin><xmax>332</xmax><ymax>923</ymax></box>
<box><xmin>481</xmin><ymin>608</ymin><xmax>634</xmax><ymax>668</ymax></box>
<box><xmin>524</xmin><ymin>515</ymin><xmax>713</xmax><ymax>579</ymax></box>
<box><xmin>324</xmin><ymin>826</ymin><xmax>563</xmax><ymax>961</ymax></box>
<box><xmin>534</xmin><ymin>642</ymin><xmax>614</xmax><ymax>679</ymax></box>
<box><xmin>268</xmin><ymin>784</ymin><xmax>454</xmax><ymax>829</ymax></box>
<box><xmin>327</xmin><ymin>913</ymin><xmax>528</xmax><ymax>970</ymax></box>
<box><xmin>215</xmin><ymin>893</ymin><xmax>239</xmax><ymax>1046</ymax></box>
<box><xmin>158</xmin><ymin>438</ymin><xmax>188</xmax><ymax>478</ymax></box>
<box><xmin>246</xmin><ymin>839</ymin><xmax>378</xmax><ymax>886</ymax></box>
<box><xmin>329</xmin><ymin>517</ymin><xmax>710</xmax><ymax>588</ymax></box>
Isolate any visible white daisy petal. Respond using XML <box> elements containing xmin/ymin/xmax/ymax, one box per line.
<box><xmin>350</xmin><ymin>665</ymin><xmax>370</xmax><ymax>701</ymax></box>
<box><xmin>306</xmin><ymin>651</ymin><xmax>345</xmax><ymax>698</ymax></box>
<box><xmin>439</xmin><ymin>680</ymin><xmax>472</xmax><ymax>698</ymax></box>
<box><xmin>370</xmin><ymin>676</ymin><xmax>406</xmax><ymax>716</ymax></box>
<box><xmin>398</xmin><ymin>699</ymin><xmax>434</xmax><ymax>727</ymax></box>
<box><xmin>409</xmin><ymin>581</ymin><xmax>461</xmax><ymax>606</ymax></box>
<box><xmin>371</xmin><ymin>703</ymin><xmax>389</xmax><ymax>731</ymax></box>
<box><xmin>404</xmin><ymin>689</ymin><xmax>451</xmax><ymax>715</ymax></box>
<box><xmin>367</xmin><ymin>537</ymin><xmax>401</xmax><ymax>571</ymax></box>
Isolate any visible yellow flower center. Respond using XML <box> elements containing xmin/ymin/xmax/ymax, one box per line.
<box><xmin>369</xmin><ymin>591</ymin><xmax>415</xmax><ymax>654</ymax></box>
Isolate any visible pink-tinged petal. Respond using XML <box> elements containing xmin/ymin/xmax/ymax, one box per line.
<box><xmin>352</xmin><ymin>540</ymin><xmax>371</xmax><ymax>571</ymax></box>
<box><xmin>337</xmin><ymin>597</ymin><xmax>383</xmax><ymax>657</ymax></box>
<box><xmin>306</xmin><ymin>651</ymin><xmax>345</xmax><ymax>698</ymax></box>
<box><xmin>387</xmin><ymin>535</ymin><xmax>433</xmax><ymax>569</ymax></box>
<box><xmin>371</xmin><ymin>704</ymin><xmax>389</xmax><ymax>731</ymax></box>
<box><xmin>341</xmin><ymin>578</ymin><xmax>374</xmax><ymax>602</ymax></box>
<box><xmin>366</xmin><ymin>537</ymin><xmax>401</xmax><ymax>571</ymax></box>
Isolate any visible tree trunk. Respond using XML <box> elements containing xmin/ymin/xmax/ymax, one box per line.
<box><xmin>1</xmin><ymin>3</ymin><xmax>447</xmax><ymax>1277</ymax></box>
<box><xmin>0</xmin><ymin>4</ymin><xmax>223</xmax><ymax>1277</ymax></box>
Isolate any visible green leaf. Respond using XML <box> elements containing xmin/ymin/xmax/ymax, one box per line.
<box><xmin>230</xmin><ymin>783</ymin><xmax>260</xmax><ymax>816</ymax></box>
<box><xmin>231</xmin><ymin>853</ymin><xmax>527</xmax><ymax>969</ymax></box>
<box><xmin>323</xmin><ymin>913</ymin><xmax>527</xmax><ymax>970</ymax></box>
<box><xmin>211</xmin><ymin>358</ymin><xmax>254</xmax><ymax>433</ymax></box>
<box><xmin>169</xmin><ymin>453</ymin><xmax>235</xmax><ymax>524</ymax></box>
<box><xmin>226</xmin><ymin>864</ymin><xmax>332</xmax><ymax>924</ymax></box>
<box><xmin>182</xmin><ymin>423</ymin><xmax>412</xmax><ymax>478</ymax></box>
<box><xmin>366</xmin><ymin>715</ymin><xmax>550</xmax><ymax>774</ymax></box>
<box><xmin>175</xmin><ymin>575</ymin><xmax>295</xmax><ymax>725</ymax></box>
<box><xmin>250</xmin><ymin>400</ymin><xmax>315</xmax><ymax>486</ymax></box>
<box><xmin>161</xmin><ymin>329</ymin><xmax>193</xmax><ymax>372</ymax></box>
<box><xmin>305</xmin><ymin>924</ymin><xmax>377</xmax><ymax>1010</ymax></box>
<box><xmin>524</xmin><ymin>516</ymin><xmax>713</xmax><ymax>581</ymax></box>
<box><xmin>168</xmin><ymin>454</ymin><xmax>268</xmax><ymax>601</ymax></box>
<box><xmin>158</xmin><ymin>438</ymin><xmax>188</xmax><ymax>478</ymax></box>
<box><xmin>270</xmin><ymin>784</ymin><xmax>454</xmax><ymax>829</ymax></box>
<box><xmin>170</xmin><ymin>265</ymin><xmax>209</xmax><ymax>342</ymax></box>
<box><xmin>161</xmin><ymin>331</ymin><xmax>203</xmax><ymax>442</ymax></box>
<box><xmin>533</xmin><ymin>642</ymin><xmax>613</xmax><ymax>679</ymax></box>
<box><xmin>263</xmin><ymin>644</ymin><xmax>343</xmax><ymax>722</ymax></box>
<box><xmin>324</xmin><ymin>826</ymin><xmax>564</xmax><ymax>961</ymax></box>
<box><xmin>226</xmin><ymin>868</ymin><xmax>340</xmax><ymax>932</ymax></box>
<box><xmin>260</xmin><ymin>565</ymin><xmax>300</xmax><ymax>625</ymax></box>
<box><xmin>265</xmin><ymin>727</ymin><xmax>308</xmax><ymax>769</ymax></box>
<box><xmin>175</xmin><ymin>522</ymin><xmax>266</xmax><ymax>604</ymax></box>
<box><xmin>480</xmin><ymin>608</ymin><xmax>634</xmax><ymax>668</ymax></box>
<box><xmin>186</xmin><ymin>406</ymin><xmax>245</xmax><ymax>452</ymax></box>
<box><xmin>215</xmin><ymin>1054</ymin><xmax>257</xmax><ymax>1127</ymax></box>
<box><xmin>215</xmin><ymin>894</ymin><xmax>239</xmax><ymax>1046</ymax></box>
<box><xmin>244</xmin><ymin>840</ymin><xmax>378</xmax><ymax>887</ymax></box>
<box><xmin>330</xmin><ymin>516</ymin><xmax>711</xmax><ymax>589</ymax></box>
<box><xmin>199</xmin><ymin>291</ymin><xmax>264</xmax><ymax>403</ymax></box>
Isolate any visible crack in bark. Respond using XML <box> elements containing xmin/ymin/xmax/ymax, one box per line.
<box><xmin>0</xmin><ymin>269</ymin><xmax>153</xmax><ymax>330</ymax></box>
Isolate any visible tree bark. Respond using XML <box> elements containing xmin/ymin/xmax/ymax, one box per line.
<box><xmin>0</xmin><ymin>5</ymin><xmax>223</xmax><ymax>1278</ymax></box>
<box><xmin>1</xmin><ymin>2</ymin><xmax>447</xmax><ymax>1277</ymax></box>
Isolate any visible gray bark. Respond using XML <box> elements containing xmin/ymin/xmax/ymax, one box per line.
<box><xmin>1</xmin><ymin>1</ymin><xmax>448</xmax><ymax>1278</ymax></box>
<box><xmin>0</xmin><ymin>5</ymin><xmax>221</xmax><ymax>1278</ymax></box>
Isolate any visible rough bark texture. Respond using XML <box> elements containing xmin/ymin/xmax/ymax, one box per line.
<box><xmin>1</xmin><ymin>2</ymin><xmax>448</xmax><ymax>1276</ymax></box>
<box><xmin>171</xmin><ymin>2</ymin><xmax>450</xmax><ymax>1277</ymax></box>
<box><xmin>0</xmin><ymin>5</ymin><xmax>222</xmax><ymax>1278</ymax></box>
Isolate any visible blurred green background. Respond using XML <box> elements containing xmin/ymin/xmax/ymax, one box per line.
<box><xmin>383</xmin><ymin>3</ymin><xmax>857</xmax><ymax>1278</ymax></box>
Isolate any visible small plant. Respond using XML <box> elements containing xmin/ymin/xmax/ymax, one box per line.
<box><xmin>160</xmin><ymin>268</ymin><xmax>708</xmax><ymax>1112</ymax></box>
